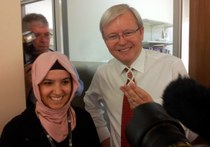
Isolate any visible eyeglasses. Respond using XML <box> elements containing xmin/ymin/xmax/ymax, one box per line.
<box><xmin>34</xmin><ymin>32</ymin><xmax>53</xmax><ymax>39</ymax></box>
<box><xmin>104</xmin><ymin>27</ymin><xmax>140</xmax><ymax>42</ymax></box>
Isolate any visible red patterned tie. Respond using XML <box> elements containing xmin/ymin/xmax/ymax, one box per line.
<box><xmin>121</xmin><ymin>67</ymin><xmax>134</xmax><ymax>147</ymax></box>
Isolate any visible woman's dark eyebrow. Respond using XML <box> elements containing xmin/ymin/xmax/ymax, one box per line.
<box><xmin>63</xmin><ymin>77</ymin><xmax>71</xmax><ymax>80</ymax></box>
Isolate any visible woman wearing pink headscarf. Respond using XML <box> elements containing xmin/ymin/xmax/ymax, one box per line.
<box><xmin>0</xmin><ymin>52</ymin><xmax>100</xmax><ymax>147</ymax></box>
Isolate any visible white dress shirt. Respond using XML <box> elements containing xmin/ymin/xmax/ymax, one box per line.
<box><xmin>84</xmin><ymin>49</ymin><xmax>188</xmax><ymax>147</ymax></box>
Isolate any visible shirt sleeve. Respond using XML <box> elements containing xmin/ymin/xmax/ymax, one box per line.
<box><xmin>83</xmin><ymin>70</ymin><xmax>110</xmax><ymax>142</ymax></box>
<box><xmin>171</xmin><ymin>58</ymin><xmax>189</xmax><ymax>79</ymax></box>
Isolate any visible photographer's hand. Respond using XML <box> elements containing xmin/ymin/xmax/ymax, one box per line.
<box><xmin>120</xmin><ymin>82</ymin><xmax>153</xmax><ymax>109</ymax></box>
<box><xmin>24</xmin><ymin>64</ymin><xmax>32</xmax><ymax>97</ymax></box>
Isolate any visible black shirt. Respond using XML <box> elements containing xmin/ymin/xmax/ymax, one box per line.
<box><xmin>0</xmin><ymin>105</ymin><xmax>101</xmax><ymax>147</ymax></box>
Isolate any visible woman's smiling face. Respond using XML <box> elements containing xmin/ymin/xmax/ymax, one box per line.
<box><xmin>39</xmin><ymin>69</ymin><xmax>72</xmax><ymax>109</ymax></box>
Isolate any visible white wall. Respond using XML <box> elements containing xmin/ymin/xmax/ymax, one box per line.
<box><xmin>0</xmin><ymin>1</ymin><xmax>25</xmax><ymax>134</ymax></box>
<box><xmin>25</xmin><ymin>0</ymin><xmax>53</xmax><ymax>29</ymax></box>
<box><xmin>67</xmin><ymin>0</ymin><xmax>173</xmax><ymax>62</ymax></box>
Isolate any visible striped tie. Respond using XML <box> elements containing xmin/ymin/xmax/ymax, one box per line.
<box><xmin>121</xmin><ymin>67</ymin><xmax>135</xmax><ymax>147</ymax></box>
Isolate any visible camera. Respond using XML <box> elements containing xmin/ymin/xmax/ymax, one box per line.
<box><xmin>22</xmin><ymin>31</ymin><xmax>37</xmax><ymax>65</ymax></box>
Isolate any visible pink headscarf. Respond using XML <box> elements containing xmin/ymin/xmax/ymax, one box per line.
<box><xmin>32</xmin><ymin>51</ymin><xmax>79</xmax><ymax>142</ymax></box>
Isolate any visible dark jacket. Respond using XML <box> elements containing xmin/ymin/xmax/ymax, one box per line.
<box><xmin>0</xmin><ymin>105</ymin><xmax>101</xmax><ymax>147</ymax></box>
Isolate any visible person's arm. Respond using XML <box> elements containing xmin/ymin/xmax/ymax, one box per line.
<box><xmin>84</xmin><ymin>72</ymin><xmax>110</xmax><ymax>144</ymax></box>
<box><xmin>172</xmin><ymin>58</ymin><xmax>189</xmax><ymax>79</ymax></box>
<box><xmin>24</xmin><ymin>64</ymin><xmax>32</xmax><ymax>97</ymax></box>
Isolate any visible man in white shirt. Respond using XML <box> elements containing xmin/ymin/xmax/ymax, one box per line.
<box><xmin>84</xmin><ymin>4</ymin><xmax>189</xmax><ymax>147</ymax></box>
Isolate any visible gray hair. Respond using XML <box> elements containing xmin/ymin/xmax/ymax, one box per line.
<box><xmin>22</xmin><ymin>13</ymin><xmax>49</xmax><ymax>32</ymax></box>
<box><xmin>100</xmin><ymin>4</ymin><xmax>143</xmax><ymax>34</ymax></box>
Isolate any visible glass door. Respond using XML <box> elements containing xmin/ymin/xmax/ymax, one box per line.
<box><xmin>66</xmin><ymin>0</ymin><xmax>174</xmax><ymax>62</ymax></box>
<box><xmin>22</xmin><ymin>0</ymin><xmax>189</xmax><ymax>69</ymax></box>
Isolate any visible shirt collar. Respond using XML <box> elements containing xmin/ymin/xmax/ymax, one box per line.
<box><xmin>132</xmin><ymin>48</ymin><xmax>145</xmax><ymax>73</ymax></box>
<box><xmin>114</xmin><ymin>48</ymin><xmax>145</xmax><ymax>75</ymax></box>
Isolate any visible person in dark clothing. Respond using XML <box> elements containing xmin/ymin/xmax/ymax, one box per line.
<box><xmin>0</xmin><ymin>52</ymin><xmax>100</xmax><ymax>147</ymax></box>
<box><xmin>0</xmin><ymin>105</ymin><xmax>100</xmax><ymax>147</ymax></box>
